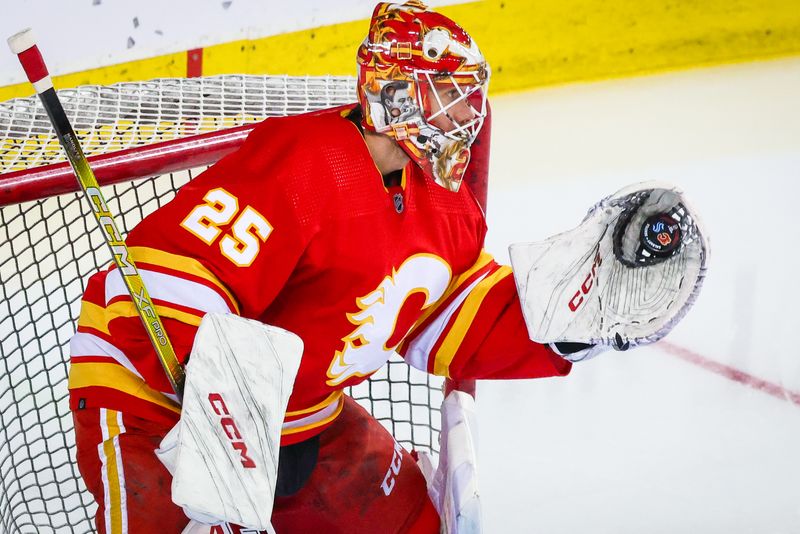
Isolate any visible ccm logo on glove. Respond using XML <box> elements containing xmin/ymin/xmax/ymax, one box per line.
<box><xmin>568</xmin><ymin>250</ymin><xmax>602</xmax><ymax>312</ymax></box>
<box><xmin>208</xmin><ymin>393</ymin><xmax>257</xmax><ymax>469</ymax></box>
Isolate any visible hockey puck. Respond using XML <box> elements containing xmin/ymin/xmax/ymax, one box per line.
<box><xmin>640</xmin><ymin>213</ymin><xmax>681</xmax><ymax>259</ymax></box>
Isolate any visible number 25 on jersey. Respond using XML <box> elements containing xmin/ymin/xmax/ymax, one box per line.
<box><xmin>180</xmin><ymin>188</ymin><xmax>272</xmax><ymax>267</ymax></box>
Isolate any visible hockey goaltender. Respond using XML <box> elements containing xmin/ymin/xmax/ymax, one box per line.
<box><xmin>58</xmin><ymin>1</ymin><xmax>707</xmax><ymax>533</ymax></box>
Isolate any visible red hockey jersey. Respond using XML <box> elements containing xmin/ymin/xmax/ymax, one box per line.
<box><xmin>69</xmin><ymin>106</ymin><xmax>571</xmax><ymax>444</ymax></box>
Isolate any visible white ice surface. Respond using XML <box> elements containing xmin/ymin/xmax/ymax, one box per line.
<box><xmin>477</xmin><ymin>57</ymin><xmax>800</xmax><ymax>533</ymax></box>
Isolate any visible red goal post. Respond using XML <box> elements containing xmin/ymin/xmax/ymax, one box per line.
<box><xmin>0</xmin><ymin>74</ymin><xmax>482</xmax><ymax>533</ymax></box>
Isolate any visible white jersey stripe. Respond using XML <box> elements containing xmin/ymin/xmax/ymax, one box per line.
<box><xmin>99</xmin><ymin>408</ymin><xmax>128</xmax><ymax>534</ymax></box>
<box><xmin>404</xmin><ymin>271</ymin><xmax>489</xmax><ymax>372</ymax></box>
<box><xmin>282</xmin><ymin>395</ymin><xmax>343</xmax><ymax>431</ymax></box>
<box><xmin>71</xmin><ymin>331</ymin><xmax>181</xmax><ymax>404</ymax></box>
<box><xmin>105</xmin><ymin>268</ymin><xmax>232</xmax><ymax>315</ymax></box>
<box><xmin>99</xmin><ymin>409</ymin><xmax>111</xmax><ymax>534</ymax></box>
<box><xmin>71</xmin><ymin>332</ymin><xmax>143</xmax><ymax>379</ymax></box>
<box><xmin>115</xmin><ymin>411</ymin><xmax>129</xmax><ymax>534</ymax></box>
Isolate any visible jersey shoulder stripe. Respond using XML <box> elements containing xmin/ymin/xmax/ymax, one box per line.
<box><xmin>128</xmin><ymin>246</ymin><xmax>239</xmax><ymax>313</ymax></box>
<box><xmin>78</xmin><ymin>301</ymin><xmax>111</xmax><ymax>336</ymax></box>
<box><xmin>69</xmin><ymin>362</ymin><xmax>180</xmax><ymax>414</ymax></box>
<box><xmin>105</xmin><ymin>267</ymin><xmax>233</xmax><ymax>317</ymax></box>
<box><xmin>79</xmin><ymin>285</ymin><xmax>206</xmax><ymax>338</ymax></box>
<box><xmin>71</xmin><ymin>332</ymin><xmax>143</xmax><ymax>379</ymax></box>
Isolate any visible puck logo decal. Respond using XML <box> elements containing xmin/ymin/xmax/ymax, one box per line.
<box><xmin>657</xmin><ymin>232</ymin><xmax>672</xmax><ymax>246</ymax></box>
<box><xmin>641</xmin><ymin>214</ymin><xmax>681</xmax><ymax>258</ymax></box>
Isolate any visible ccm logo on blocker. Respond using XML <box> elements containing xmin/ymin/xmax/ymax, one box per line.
<box><xmin>208</xmin><ymin>393</ymin><xmax>257</xmax><ymax>469</ymax></box>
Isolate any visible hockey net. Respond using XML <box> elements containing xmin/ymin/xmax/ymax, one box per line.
<box><xmin>0</xmin><ymin>75</ymin><xmax>479</xmax><ymax>534</ymax></box>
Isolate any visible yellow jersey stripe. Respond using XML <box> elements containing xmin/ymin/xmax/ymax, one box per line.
<box><xmin>106</xmin><ymin>300</ymin><xmax>203</xmax><ymax>327</ymax></box>
<box><xmin>285</xmin><ymin>390</ymin><xmax>343</xmax><ymax>417</ymax></box>
<box><xmin>78</xmin><ymin>301</ymin><xmax>110</xmax><ymax>336</ymax></box>
<box><xmin>452</xmin><ymin>250</ymin><xmax>495</xmax><ymax>287</ymax></box>
<box><xmin>70</xmin><ymin>362</ymin><xmax>181</xmax><ymax>415</ymax></box>
<box><xmin>102</xmin><ymin>409</ymin><xmax>124</xmax><ymax>534</ymax></box>
<box><xmin>413</xmin><ymin>250</ymin><xmax>494</xmax><ymax>329</ymax></box>
<box><xmin>79</xmin><ymin>300</ymin><xmax>203</xmax><ymax>332</ymax></box>
<box><xmin>128</xmin><ymin>246</ymin><xmax>240</xmax><ymax>314</ymax></box>
<box><xmin>281</xmin><ymin>397</ymin><xmax>345</xmax><ymax>436</ymax></box>
<box><xmin>434</xmin><ymin>265</ymin><xmax>513</xmax><ymax>377</ymax></box>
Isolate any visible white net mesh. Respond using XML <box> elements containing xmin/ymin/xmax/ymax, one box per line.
<box><xmin>0</xmin><ymin>75</ymin><xmax>359</xmax><ymax>172</ymax></box>
<box><xmin>0</xmin><ymin>75</ymin><xmax>445</xmax><ymax>534</ymax></box>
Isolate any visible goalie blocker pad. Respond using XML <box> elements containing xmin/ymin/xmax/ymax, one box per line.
<box><xmin>510</xmin><ymin>182</ymin><xmax>708</xmax><ymax>350</ymax></box>
<box><xmin>156</xmin><ymin>313</ymin><xmax>302</xmax><ymax>531</ymax></box>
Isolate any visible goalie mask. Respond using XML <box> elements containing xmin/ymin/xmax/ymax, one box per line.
<box><xmin>357</xmin><ymin>0</ymin><xmax>490</xmax><ymax>192</ymax></box>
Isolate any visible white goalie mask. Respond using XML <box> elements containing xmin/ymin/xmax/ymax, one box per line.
<box><xmin>356</xmin><ymin>1</ymin><xmax>490</xmax><ymax>192</ymax></box>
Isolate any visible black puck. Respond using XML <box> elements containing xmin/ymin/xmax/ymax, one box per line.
<box><xmin>641</xmin><ymin>213</ymin><xmax>681</xmax><ymax>258</ymax></box>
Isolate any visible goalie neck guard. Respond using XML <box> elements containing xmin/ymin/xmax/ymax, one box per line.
<box><xmin>357</xmin><ymin>0</ymin><xmax>490</xmax><ymax>192</ymax></box>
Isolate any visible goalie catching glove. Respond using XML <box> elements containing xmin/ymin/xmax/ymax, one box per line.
<box><xmin>510</xmin><ymin>182</ymin><xmax>708</xmax><ymax>352</ymax></box>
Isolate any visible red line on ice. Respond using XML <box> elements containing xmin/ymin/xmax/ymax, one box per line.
<box><xmin>658</xmin><ymin>340</ymin><xmax>800</xmax><ymax>407</ymax></box>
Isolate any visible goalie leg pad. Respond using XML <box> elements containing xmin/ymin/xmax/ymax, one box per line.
<box><xmin>424</xmin><ymin>390</ymin><xmax>481</xmax><ymax>534</ymax></box>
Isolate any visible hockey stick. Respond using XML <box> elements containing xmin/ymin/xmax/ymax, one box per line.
<box><xmin>7</xmin><ymin>29</ymin><xmax>186</xmax><ymax>398</ymax></box>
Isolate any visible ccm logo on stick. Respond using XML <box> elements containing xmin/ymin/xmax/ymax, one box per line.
<box><xmin>568</xmin><ymin>250</ymin><xmax>602</xmax><ymax>312</ymax></box>
<box><xmin>208</xmin><ymin>393</ymin><xmax>256</xmax><ymax>469</ymax></box>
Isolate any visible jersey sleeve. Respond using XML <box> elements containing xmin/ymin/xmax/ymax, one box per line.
<box><xmin>398</xmin><ymin>251</ymin><xmax>572</xmax><ymax>380</ymax></box>
<box><xmin>72</xmin><ymin>115</ymin><xmax>328</xmax><ymax>394</ymax></box>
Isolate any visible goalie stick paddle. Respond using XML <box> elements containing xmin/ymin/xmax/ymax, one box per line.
<box><xmin>7</xmin><ymin>29</ymin><xmax>186</xmax><ymax>398</ymax></box>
